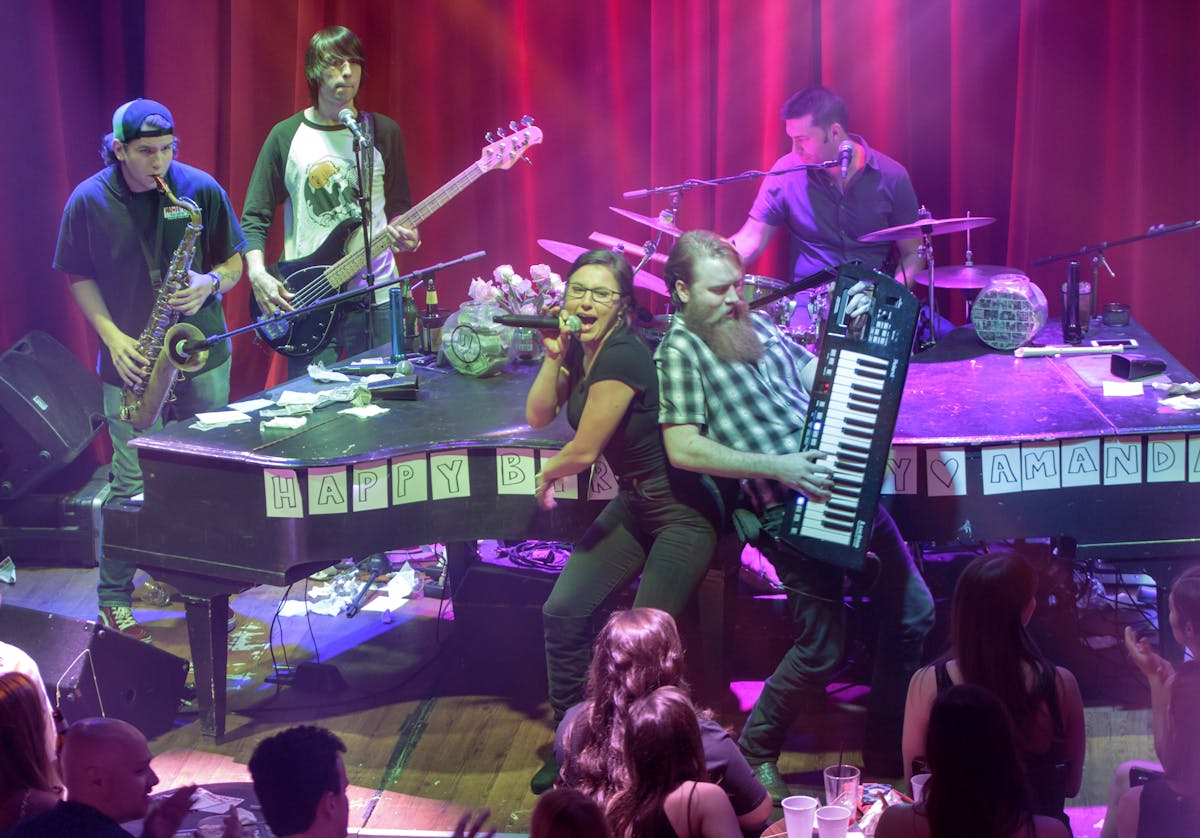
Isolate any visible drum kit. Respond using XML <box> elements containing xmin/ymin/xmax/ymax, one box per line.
<box><xmin>539</xmin><ymin>205</ymin><xmax>1023</xmax><ymax>349</ymax></box>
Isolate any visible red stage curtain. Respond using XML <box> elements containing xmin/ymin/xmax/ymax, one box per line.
<box><xmin>3</xmin><ymin>0</ymin><xmax>1198</xmax><ymax>414</ymax></box>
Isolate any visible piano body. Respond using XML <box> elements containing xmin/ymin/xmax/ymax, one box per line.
<box><xmin>883</xmin><ymin>319</ymin><xmax>1200</xmax><ymax>651</ymax></box>
<box><xmin>105</xmin><ymin>366</ymin><xmax>607</xmax><ymax>737</ymax></box>
<box><xmin>105</xmin><ymin>318</ymin><xmax>1200</xmax><ymax>738</ymax></box>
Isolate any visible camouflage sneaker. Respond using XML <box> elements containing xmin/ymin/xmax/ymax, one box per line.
<box><xmin>98</xmin><ymin>605</ymin><xmax>152</xmax><ymax>643</ymax></box>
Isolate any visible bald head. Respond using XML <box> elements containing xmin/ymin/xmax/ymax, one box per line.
<box><xmin>61</xmin><ymin>717</ymin><xmax>158</xmax><ymax>822</ymax></box>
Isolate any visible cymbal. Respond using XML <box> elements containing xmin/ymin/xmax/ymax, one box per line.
<box><xmin>588</xmin><ymin>231</ymin><xmax>668</xmax><ymax>265</ymax></box>
<box><xmin>859</xmin><ymin>215</ymin><xmax>996</xmax><ymax>243</ymax></box>
<box><xmin>609</xmin><ymin>206</ymin><xmax>685</xmax><ymax>238</ymax></box>
<box><xmin>915</xmin><ymin>264</ymin><xmax>1025</xmax><ymax>290</ymax></box>
<box><xmin>536</xmin><ymin>239</ymin><xmax>669</xmax><ymax>297</ymax></box>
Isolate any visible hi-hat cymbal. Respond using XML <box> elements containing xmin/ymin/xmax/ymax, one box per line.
<box><xmin>536</xmin><ymin>238</ymin><xmax>669</xmax><ymax>296</ymax></box>
<box><xmin>588</xmin><ymin>231</ymin><xmax>668</xmax><ymax>265</ymax></box>
<box><xmin>609</xmin><ymin>207</ymin><xmax>685</xmax><ymax>238</ymax></box>
<box><xmin>859</xmin><ymin>215</ymin><xmax>996</xmax><ymax>243</ymax></box>
<box><xmin>915</xmin><ymin>264</ymin><xmax>1025</xmax><ymax>290</ymax></box>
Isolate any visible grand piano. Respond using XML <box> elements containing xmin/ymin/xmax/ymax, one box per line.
<box><xmin>105</xmin><ymin>318</ymin><xmax>1200</xmax><ymax>737</ymax></box>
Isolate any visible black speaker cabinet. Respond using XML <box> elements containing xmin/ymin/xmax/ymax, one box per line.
<box><xmin>0</xmin><ymin>605</ymin><xmax>189</xmax><ymax>740</ymax></box>
<box><xmin>0</xmin><ymin>331</ymin><xmax>105</xmax><ymax>501</ymax></box>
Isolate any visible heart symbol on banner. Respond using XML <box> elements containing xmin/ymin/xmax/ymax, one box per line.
<box><xmin>930</xmin><ymin>458</ymin><xmax>959</xmax><ymax>488</ymax></box>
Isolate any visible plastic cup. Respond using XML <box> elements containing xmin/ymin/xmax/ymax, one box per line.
<box><xmin>823</xmin><ymin>764</ymin><xmax>860</xmax><ymax>810</ymax></box>
<box><xmin>195</xmin><ymin>816</ymin><xmax>226</xmax><ymax>838</ymax></box>
<box><xmin>815</xmin><ymin>805</ymin><xmax>850</xmax><ymax>838</ymax></box>
<box><xmin>781</xmin><ymin>794</ymin><xmax>819</xmax><ymax>837</ymax></box>
<box><xmin>910</xmin><ymin>772</ymin><xmax>931</xmax><ymax>803</ymax></box>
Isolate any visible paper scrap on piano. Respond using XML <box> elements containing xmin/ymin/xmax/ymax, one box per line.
<box><xmin>278</xmin><ymin>390</ymin><xmax>321</xmax><ymax>406</ymax></box>
<box><xmin>227</xmin><ymin>397</ymin><xmax>274</xmax><ymax>413</ymax></box>
<box><xmin>1152</xmin><ymin>380</ymin><xmax>1200</xmax><ymax>396</ymax></box>
<box><xmin>1102</xmin><ymin>380</ymin><xmax>1144</xmax><ymax>397</ymax></box>
<box><xmin>262</xmin><ymin>416</ymin><xmax>307</xmax><ymax>429</ymax></box>
<box><xmin>0</xmin><ymin>556</ymin><xmax>15</xmax><ymax>584</ymax></box>
<box><xmin>1161</xmin><ymin>394</ymin><xmax>1200</xmax><ymax>410</ymax></box>
<box><xmin>308</xmin><ymin>363</ymin><xmax>351</xmax><ymax>383</ymax></box>
<box><xmin>340</xmin><ymin>404</ymin><xmax>390</xmax><ymax>418</ymax></box>
<box><xmin>190</xmin><ymin>410</ymin><xmax>252</xmax><ymax>430</ymax></box>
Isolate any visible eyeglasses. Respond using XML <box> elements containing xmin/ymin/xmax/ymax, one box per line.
<box><xmin>565</xmin><ymin>283</ymin><xmax>621</xmax><ymax>304</ymax></box>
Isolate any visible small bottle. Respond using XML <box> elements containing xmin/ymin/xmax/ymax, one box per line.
<box><xmin>421</xmin><ymin>272</ymin><xmax>444</xmax><ymax>354</ymax></box>
<box><xmin>1062</xmin><ymin>261</ymin><xmax>1082</xmax><ymax>345</ymax></box>
<box><xmin>389</xmin><ymin>287</ymin><xmax>404</xmax><ymax>361</ymax></box>
<box><xmin>401</xmin><ymin>276</ymin><xmax>419</xmax><ymax>353</ymax></box>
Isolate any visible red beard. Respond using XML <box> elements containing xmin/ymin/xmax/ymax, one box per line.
<box><xmin>683</xmin><ymin>300</ymin><xmax>765</xmax><ymax>363</ymax></box>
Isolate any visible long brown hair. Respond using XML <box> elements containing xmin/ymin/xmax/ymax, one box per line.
<box><xmin>0</xmin><ymin>672</ymin><xmax>59</xmax><ymax>798</ymax></box>
<box><xmin>607</xmin><ymin>686</ymin><xmax>707</xmax><ymax>838</ymax></box>
<box><xmin>949</xmin><ymin>552</ymin><xmax>1056</xmax><ymax>745</ymax></box>
<box><xmin>1164</xmin><ymin>661</ymin><xmax>1200</xmax><ymax>794</ymax></box>
<box><xmin>561</xmin><ymin>608</ymin><xmax>687</xmax><ymax>806</ymax></box>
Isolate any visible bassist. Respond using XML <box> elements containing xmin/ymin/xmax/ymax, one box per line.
<box><xmin>241</xmin><ymin>25</ymin><xmax>421</xmax><ymax>378</ymax></box>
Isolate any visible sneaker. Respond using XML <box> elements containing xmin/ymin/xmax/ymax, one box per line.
<box><xmin>530</xmin><ymin>754</ymin><xmax>560</xmax><ymax>795</ymax></box>
<box><xmin>98</xmin><ymin>605</ymin><xmax>152</xmax><ymax>643</ymax></box>
<box><xmin>752</xmin><ymin>761</ymin><xmax>791</xmax><ymax>806</ymax></box>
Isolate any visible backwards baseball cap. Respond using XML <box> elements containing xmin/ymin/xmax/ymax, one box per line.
<box><xmin>112</xmin><ymin>98</ymin><xmax>174</xmax><ymax>143</ymax></box>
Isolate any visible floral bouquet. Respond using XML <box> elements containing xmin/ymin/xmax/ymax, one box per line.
<box><xmin>467</xmin><ymin>263</ymin><xmax>566</xmax><ymax>316</ymax></box>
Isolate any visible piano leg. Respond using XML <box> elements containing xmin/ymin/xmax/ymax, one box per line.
<box><xmin>183</xmin><ymin>593</ymin><xmax>229</xmax><ymax>739</ymax></box>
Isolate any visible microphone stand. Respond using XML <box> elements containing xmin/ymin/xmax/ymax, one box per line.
<box><xmin>181</xmin><ymin>251</ymin><xmax>487</xmax><ymax>358</ymax></box>
<box><xmin>351</xmin><ymin>129</ymin><xmax>376</xmax><ymax>351</ymax></box>
<box><xmin>621</xmin><ymin>161</ymin><xmax>837</xmax><ymax>200</ymax></box>
<box><xmin>1031</xmin><ymin>218</ymin><xmax>1200</xmax><ymax>325</ymax></box>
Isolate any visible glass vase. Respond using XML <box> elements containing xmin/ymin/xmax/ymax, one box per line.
<box><xmin>443</xmin><ymin>301</ymin><xmax>512</xmax><ymax>377</ymax></box>
<box><xmin>511</xmin><ymin>326</ymin><xmax>544</xmax><ymax>364</ymax></box>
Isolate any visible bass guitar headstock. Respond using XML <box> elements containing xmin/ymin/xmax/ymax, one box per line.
<box><xmin>478</xmin><ymin>115</ymin><xmax>543</xmax><ymax>172</ymax></box>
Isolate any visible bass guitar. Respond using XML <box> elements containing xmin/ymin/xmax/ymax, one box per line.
<box><xmin>251</xmin><ymin>118</ymin><xmax>544</xmax><ymax>357</ymax></box>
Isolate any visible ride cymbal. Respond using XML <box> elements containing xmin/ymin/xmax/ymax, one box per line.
<box><xmin>609</xmin><ymin>206</ymin><xmax>685</xmax><ymax>238</ymax></box>
<box><xmin>859</xmin><ymin>215</ymin><xmax>995</xmax><ymax>243</ymax></box>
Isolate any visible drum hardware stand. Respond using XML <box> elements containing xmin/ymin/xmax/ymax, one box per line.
<box><xmin>915</xmin><ymin>206</ymin><xmax>942</xmax><ymax>349</ymax></box>
<box><xmin>1032</xmin><ymin>217</ymin><xmax>1200</xmax><ymax>325</ymax></box>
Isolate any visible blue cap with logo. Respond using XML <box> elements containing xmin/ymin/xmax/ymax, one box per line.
<box><xmin>112</xmin><ymin>98</ymin><xmax>174</xmax><ymax>142</ymax></box>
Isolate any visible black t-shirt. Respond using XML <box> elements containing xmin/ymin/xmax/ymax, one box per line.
<box><xmin>565</xmin><ymin>325</ymin><xmax>666</xmax><ymax>483</ymax></box>
<box><xmin>53</xmin><ymin>161</ymin><xmax>245</xmax><ymax>385</ymax></box>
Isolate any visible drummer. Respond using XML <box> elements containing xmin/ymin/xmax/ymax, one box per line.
<box><xmin>729</xmin><ymin>86</ymin><xmax>924</xmax><ymax>289</ymax></box>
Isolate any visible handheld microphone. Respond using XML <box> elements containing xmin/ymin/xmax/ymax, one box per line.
<box><xmin>493</xmin><ymin>314</ymin><xmax>583</xmax><ymax>333</ymax></box>
<box><xmin>337</xmin><ymin>108</ymin><xmax>369</xmax><ymax>145</ymax></box>
<box><xmin>837</xmin><ymin>141</ymin><xmax>854</xmax><ymax>180</ymax></box>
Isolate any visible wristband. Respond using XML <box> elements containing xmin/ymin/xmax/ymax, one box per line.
<box><xmin>209</xmin><ymin>272</ymin><xmax>221</xmax><ymax>297</ymax></box>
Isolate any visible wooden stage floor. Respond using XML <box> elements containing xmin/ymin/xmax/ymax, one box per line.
<box><xmin>0</xmin><ymin>550</ymin><xmax>1159</xmax><ymax>837</ymax></box>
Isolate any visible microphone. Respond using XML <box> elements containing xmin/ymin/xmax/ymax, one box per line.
<box><xmin>493</xmin><ymin>314</ymin><xmax>583</xmax><ymax>333</ymax></box>
<box><xmin>837</xmin><ymin>141</ymin><xmax>854</xmax><ymax>180</ymax></box>
<box><xmin>337</xmin><ymin>108</ymin><xmax>369</xmax><ymax>145</ymax></box>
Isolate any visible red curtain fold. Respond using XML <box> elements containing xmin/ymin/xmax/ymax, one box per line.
<box><xmin>3</xmin><ymin>0</ymin><xmax>1198</xmax><ymax>413</ymax></box>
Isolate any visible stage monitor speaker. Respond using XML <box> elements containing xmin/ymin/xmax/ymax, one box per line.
<box><xmin>0</xmin><ymin>331</ymin><xmax>105</xmax><ymax>502</ymax></box>
<box><xmin>0</xmin><ymin>605</ymin><xmax>189</xmax><ymax>740</ymax></box>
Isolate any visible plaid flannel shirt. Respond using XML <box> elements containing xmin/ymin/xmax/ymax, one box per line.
<box><xmin>655</xmin><ymin>313</ymin><xmax>814</xmax><ymax>511</ymax></box>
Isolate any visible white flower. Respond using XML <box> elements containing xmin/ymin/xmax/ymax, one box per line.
<box><xmin>493</xmin><ymin>264</ymin><xmax>516</xmax><ymax>284</ymax></box>
<box><xmin>529</xmin><ymin>263</ymin><xmax>552</xmax><ymax>283</ymax></box>
<box><xmin>467</xmin><ymin>277</ymin><xmax>498</xmax><ymax>303</ymax></box>
<box><xmin>511</xmin><ymin>276</ymin><xmax>533</xmax><ymax>296</ymax></box>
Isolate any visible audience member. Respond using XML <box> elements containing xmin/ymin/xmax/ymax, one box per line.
<box><xmin>0</xmin><ymin>590</ymin><xmax>57</xmax><ymax>761</ymax></box>
<box><xmin>901</xmin><ymin>552</ymin><xmax>1085</xmax><ymax>827</ymax></box>
<box><xmin>1100</xmin><ymin>565</ymin><xmax>1200</xmax><ymax>838</ymax></box>
<box><xmin>876</xmin><ymin>684</ymin><xmax>1069</xmax><ymax>838</ymax></box>
<box><xmin>9</xmin><ymin>717</ymin><xmax>194</xmax><ymax>838</ymax></box>
<box><xmin>555</xmin><ymin>609</ymin><xmax>771</xmax><ymax>833</ymax></box>
<box><xmin>607</xmin><ymin>686</ymin><xmax>741</xmax><ymax>838</ymax></box>
<box><xmin>1113</xmin><ymin>661</ymin><xmax>1200</xmax><ymax>836</ymax></box>
<box><xmin>530</xmin><ymin>788</ymin><xmax>612</xmax><ymax>838</ymax></box>
<box><xmin>0</xmin><ymin>672</ymin><xmax>61</xmax><ymax>833</ymax></box>
<box><xmin>248</xmin><ymin>725</ymin><xmax>350</xmax><ymax>838</ymax></box>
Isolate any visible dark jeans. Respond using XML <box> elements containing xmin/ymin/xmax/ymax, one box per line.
<box><xmin>738</xmin><ymin>504</ymin><xmax>934</xmax><ymax>764</ymax></box>
<box><xmin>542</xmin><ymin>471</ymin><xmax>720</xmax><ymax>720</ymax></box>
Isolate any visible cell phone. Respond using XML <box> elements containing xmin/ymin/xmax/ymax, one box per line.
<box><xmin>1091</xmin><ymin>338</ymin><xmax>1138</xmax><ymax>348</ymax></box>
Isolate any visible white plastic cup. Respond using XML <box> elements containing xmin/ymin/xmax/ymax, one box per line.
<box><xmin>823</xmin><ymin>764</ymin><xmax>861</xmax><ymax>809</ymax></box>
<box><xmin>781</xmin><ymin>794</ymin><xmax>819</xmax><ymax>838</ymax></box>
<box><xmin>815</xmin><ymin>805</ymin><xmax>850</xmax><ymax>838</ymax></box>
<box><xmin>910</xmin><ymin>772</ymin><xmax>932</xmax><ymax>803</ymax></box>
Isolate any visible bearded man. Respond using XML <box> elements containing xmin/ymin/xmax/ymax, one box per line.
<box><xmin>653</xmin><ymin>230</ymin><xmax>933</xmax><ymax>800</ymax></box>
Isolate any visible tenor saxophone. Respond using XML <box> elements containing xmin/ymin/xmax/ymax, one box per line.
<box><xmin>119</xmin><ymin>175</ymin><xmax>210</xmax><ymax>431</ymax></box>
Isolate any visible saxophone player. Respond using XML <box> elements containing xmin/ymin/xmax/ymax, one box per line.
<box><xmin>52</xmin><ymin>98</ymin><xmax>245</xmax><ymax>643</ymax></box>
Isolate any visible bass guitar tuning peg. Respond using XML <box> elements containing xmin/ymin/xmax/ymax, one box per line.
<box><xmin>485</xmin><ymin>131</ymin><xmax>498</xmax><ymax>143</ymax></box>
<box><xmin>496</xmin><ymin>126</ymin><xmax>508</xmax><ymax>137</ymax></box>
<box><xmin>508</xmin><ymin>120</ymin><xmax>520</xmax><ymax>132</ymax></box>
<box><xmin>521</xmin><ymin>115</ymin><xmax>535</xmax><ymax>127</ymax></box>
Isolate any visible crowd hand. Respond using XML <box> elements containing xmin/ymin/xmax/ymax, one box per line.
<box><xmin>534</xmin><ymin>473</ymin><xmax>558</xmax><ymax>510</ymax></box>
<box><xmin>777</xmin><ymin>449</ymin><xmax>834</xmax><ymax>502</ymax></box>
<box><xmin>846</xmin><ymin>281</ymin><xmax>872</xmax><ymax>319</ymax></box>
<box><xmin>106</xmin><ymin>331</ymin><xmax>150</xmax><ymax>388</ymax></box>
<box><xmin>248</xmin><ymin>266</ymin><xmax>295</xmax><ymax>315</ymax></box>
<box><xmin>451</xmin><ymin>809</ymin><xmax>496</xmax><ymax>838</ymax></box>
<box><xmin>166</xmin><ymin>270</ymin><xmax>217</xmax><ymax>316</ymax></box>
<box><xmin>1124</xmin><ymin>624</ymin><xmax>1175</xmax><ymax>684</ymax></box>
<box><xmin>141</xmin><ymin>784</ymin><xmax>197</xmax><ymax>838</ymax></box>
<box><xmin>386</xmin><ymin>222</ymin><xmax>420</xmax><ymax>253</ymax></box>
